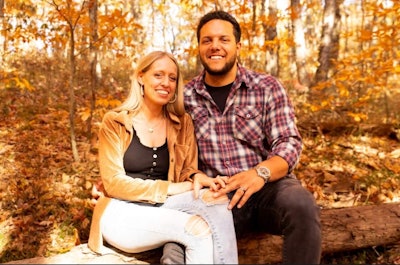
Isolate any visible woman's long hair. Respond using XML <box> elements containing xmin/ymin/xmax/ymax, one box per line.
<box><xmin>114</xmin><ymin>51</ymin><xmax>185</xmax><ymax>116</ymax></box>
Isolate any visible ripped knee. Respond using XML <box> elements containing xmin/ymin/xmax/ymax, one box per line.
<box><xmin>185</xmin><ymin>215</ymin><xmax>211</xmax><ymax>237</ymax></box>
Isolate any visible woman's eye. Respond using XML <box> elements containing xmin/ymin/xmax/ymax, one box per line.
<box><xmin>169</xmin><ymin>76</ymin><xmax>177</xmax><ymax>82</ymax></box>
<box><xmin>154</xmin><ymin>73</ymin><xmax>163</xmax><ymax>78</ymax></box>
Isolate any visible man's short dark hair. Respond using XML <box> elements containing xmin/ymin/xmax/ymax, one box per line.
<box><xmin>196</xmin><ymin>10</ymin><xmax>241</xmax><ymax>43</ymax></box>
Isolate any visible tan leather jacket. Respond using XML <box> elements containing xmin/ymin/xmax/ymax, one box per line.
<box><xmin>88</xmin><ymin>110</ymin><xmax>201</xmax><ymax>254</ymax></box>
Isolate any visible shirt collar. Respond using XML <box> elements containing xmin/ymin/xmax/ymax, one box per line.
<box><xmin>194</xmin><ymin>63</ymin><xmax>250</xmax><ymax>92</ymax></box>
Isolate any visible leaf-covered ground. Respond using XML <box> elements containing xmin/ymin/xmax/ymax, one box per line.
<box><xmin>0</xmin><ymin>105</ymin><xmax>400</xmax><ymax>264</ymax></box>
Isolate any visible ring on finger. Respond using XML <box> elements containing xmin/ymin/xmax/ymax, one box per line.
<box><xmin>239</xmin><ymin>187</ymin><xmax>247</xmax><ymax>193</ymax></box>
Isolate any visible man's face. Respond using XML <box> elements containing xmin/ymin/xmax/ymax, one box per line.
<box><xmin>198</xmin><ymin>19</ymin><xmax>240</xmax><ymax>76</ymax></box>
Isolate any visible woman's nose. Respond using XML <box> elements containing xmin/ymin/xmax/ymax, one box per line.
<box><xmin>161</xmin><ymin>76</ymin><xmax>169</xmax><ymax>86</ymax></box>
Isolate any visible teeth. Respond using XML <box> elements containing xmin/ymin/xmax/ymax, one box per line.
<box><xmin>157</xmin><ymin>90</ymin><xmax>168</xmax><ymax>95</ymax></box>
<box><xmin>210</xmin><ymin>56</ymin><xmax>223</xmax><ymax>59</ymax></box>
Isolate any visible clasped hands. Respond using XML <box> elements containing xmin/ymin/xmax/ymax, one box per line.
<box><xmin>90</xmin><ymin>169</ymin><xmax>264</xmax><ymax>210</ymax></box>
<box><xmin>193</xmin><ymin>169</ymin><xmax>265</xmax><ymax>210</ymax></box>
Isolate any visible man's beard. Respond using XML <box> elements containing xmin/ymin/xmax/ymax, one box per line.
<box><xmin>201</xmin><ymin>56</ymin><xmax>236</xmax><ymax>76</ymax></box>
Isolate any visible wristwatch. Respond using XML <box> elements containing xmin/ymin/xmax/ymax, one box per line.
<box><xmin>255</xmin><ymin>166</ymin><xmax>271</xmax><ymax>183</ymax></box>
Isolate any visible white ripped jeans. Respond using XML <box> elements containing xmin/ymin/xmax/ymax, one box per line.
<box><xmin>101</xmin><ymin>189</ymin><xmax>238</xmax><ymax>264</ymax></box>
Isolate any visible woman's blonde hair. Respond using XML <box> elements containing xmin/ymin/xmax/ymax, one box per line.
<box><xmin>114</xmin><ymin>51</ymin><xmax>185</xmax><ymax>116</ymax></box>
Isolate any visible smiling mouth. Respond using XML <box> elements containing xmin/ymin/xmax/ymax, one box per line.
<box><xmin>210</xmin><ymin>55</ymin><xmax>224</xmax><ymax>60</ymax></box>
<box><xmin>156</xmin><ymin>90</ymin><xmax>169</xmax><ymax>95</ymax></box>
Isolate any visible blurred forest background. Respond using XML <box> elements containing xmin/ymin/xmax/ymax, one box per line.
<box><xmin>0</xmin><ymin>0</ymin><xmax>399</xmax><ymax>264</ymax></box>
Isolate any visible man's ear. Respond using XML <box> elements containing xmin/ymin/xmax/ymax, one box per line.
<box><xmin>236</xmin><ymin>42</ymin><xmax>242</xmax><ymax>55</ymax></box>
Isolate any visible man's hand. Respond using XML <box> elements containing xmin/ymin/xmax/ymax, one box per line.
<box><xmin>192</xmin><ymin>174</ymin><xmax>228</xmax><ymax>199</ymax></box>
<box><xmin>213</xmin><ymin>169</ymin><xmax>265</xmax><ymax>209</ymax></box>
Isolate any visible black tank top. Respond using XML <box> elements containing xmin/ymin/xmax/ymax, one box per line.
<box><xmin>123</xmin><ymin>128</ymin><xmax>169</xmax><ymax>181</ymax></box>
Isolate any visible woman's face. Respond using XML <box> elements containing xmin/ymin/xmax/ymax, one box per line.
<box><xmin>140</xmin><ymin>56</ymin><xmax>178</xmax><ymax>107</ymax></box>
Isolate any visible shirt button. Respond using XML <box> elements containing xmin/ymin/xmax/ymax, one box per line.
<box><xmin>246</xmin><ymin>114</ymin><xmax>251</xmax><ymax>118</ymax></box>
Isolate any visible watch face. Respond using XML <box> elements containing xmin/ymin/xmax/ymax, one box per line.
<box><xmin>259</xmin><ymin>167</ymin><xmax>269</xmax><ymax>176</ymax></box>
<box><xmin>256</xmin><ymin>166</ymin><xmax>271</xmax><ymax>183</ymax></box>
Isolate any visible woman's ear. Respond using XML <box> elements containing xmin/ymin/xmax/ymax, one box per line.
<box><xmin>137</xmin><ymin>74</ymin><xmax>143</xmax><ymax>85</ymax></box>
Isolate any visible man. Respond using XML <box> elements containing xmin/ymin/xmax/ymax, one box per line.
<box><xmin>161</xmin><ymin>10</ymin><xmax>322</xmax><ymax>264</ymax></box>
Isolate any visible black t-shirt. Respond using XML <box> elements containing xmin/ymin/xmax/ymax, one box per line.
<box><xmin>205</xmin><ymin>82</ymin><xmax>233</xmax><ymax>112</ymax></box>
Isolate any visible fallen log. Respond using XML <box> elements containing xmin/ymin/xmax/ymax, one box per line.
<box><xmin>238</xmin><ymin>202</ymin><xmax>400</xmax><ymax>264</ymax></box>
<box><xmin>6</xmin><ymin>202</ymin><xmax>400</xmax><ymax>264</ymax></box>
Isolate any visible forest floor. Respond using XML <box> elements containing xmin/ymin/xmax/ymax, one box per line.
<box><xmin>0</xmin><ymin>106</ymin><xmax>400</xmax><ymax>264</ymax></box>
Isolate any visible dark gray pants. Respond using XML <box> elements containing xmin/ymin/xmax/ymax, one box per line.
<box><xmin>161</xmin><ymin>177</ymin><xmax>322</xmax><ymax>264</ymax></box>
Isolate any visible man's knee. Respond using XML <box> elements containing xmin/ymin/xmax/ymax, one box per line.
<box><xmin>284</xmin><ymin>185</ymin><xmax>320</xmax><ymax>222</ymax></box>
<box><xmin>161</xmin><ymin>242</ymin><xmax>185</xmax><ymax>265</ymax></box>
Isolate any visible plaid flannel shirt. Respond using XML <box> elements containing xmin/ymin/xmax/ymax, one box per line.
<box><xmin>184</xmin><ymin>64</ymin><xmax>302</xmax><ymax>178</ymax></box>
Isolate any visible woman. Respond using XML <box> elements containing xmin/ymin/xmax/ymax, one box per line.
<box><xmin>88</xmin><ymin>51</ymin><xmax>238</xmax><ymax>264</ymax></box>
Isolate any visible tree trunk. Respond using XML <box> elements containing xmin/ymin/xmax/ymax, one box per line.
<box><xmin>262</xmin><ymin>0</ymin><xmax>279</xmax><ymax>77</ymax></box>
<box><xmin>50</xmin><ymin>0</ymin><xmax>80</xmax><ymax>162</ymax></box>
<box><xmin>238</xmin><ymin>202</ymin><xmax>400</xmax><ymax>264</ymax></box>
<box><xmin>312</xmin><ymin>0</ymin><xmax>341</xmax><ymax>87</ymax></box>
<box><xmin>88</xmin><ymin>0</ymin><xmax>99</xmax><ymax>140</ymax></box>
<box><xmin>0</xmin><ymin>0</ymin><xmax>5</xmax><ymax>60</ymax></box>
<box><xmin>7</xmin><ymin>203</ymin><xmax>400</xmax><ymax>264</ymax></box>
<box><xmin>290</xmin><ymin>0</ymin><xmax>311</xmax><ymax>88</ymax></box>
<box><xmin>68</xmin><ymin>24</ymin><xmax>80</xmax><ymax>162</ymax></box>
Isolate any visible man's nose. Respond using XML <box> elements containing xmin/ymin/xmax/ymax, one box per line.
<box><xmin>210</xmin><ymin>39</ymin><xmax>221</xmax><ymax>49</ymax></box>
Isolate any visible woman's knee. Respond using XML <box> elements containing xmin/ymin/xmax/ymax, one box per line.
<box><xmin>200</xmin><ymin>189</ymin><xmax>229</xmax><ymax>205</ymax></box>
<box><xmin>185</xmin><ymin>215</ymin><xmax>211</xmax><ymax>237</ymax></box>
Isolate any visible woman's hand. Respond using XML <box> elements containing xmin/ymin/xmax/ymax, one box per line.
<box><xmin>167</xmin><ymin>181</ymin><xmax>193</xmax><ymax>196</ymax></box>
<box><xmin>90</xmin><ymin>180</ymin><xmax>105</xmax><ymax>208</ymax></box>
<box><xmin>192</xmin><ymin>173</ymin><xmax>229</xmax><ymax>199</ymax></box>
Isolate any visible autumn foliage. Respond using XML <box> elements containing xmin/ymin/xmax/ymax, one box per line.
<box><xmin>0</xmin><ymin>0</ymin><xmax>400</xmax><ymax>263</ymax></box>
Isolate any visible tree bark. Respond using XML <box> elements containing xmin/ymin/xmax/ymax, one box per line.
<box><xmin>6</xmin><ymin>203</ymin><xmax>400</xmax><ymax>264</ymax></box>
<box><xmin>88</xmin><ymin>0</ymin><xmax>99</xmax><ymax>140</ymax></box>
<box><xmin>0</xmin><ymin>0</ymin><xmax>5</xmax><ymax>60</ymax></box>
<box><xmin>262</xmin><ymin>0</ymin><xmax>279</xmax><ymax>77</ymax></box>
<box><xmin>313</xmin><ymin>0</ymin><xmax>342</xmax><ymax>86</ymax></box>
<box><xmin>290</xmin><ymin>0</ymin><xmax>311</xmax><ymax>88</ymax></box>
